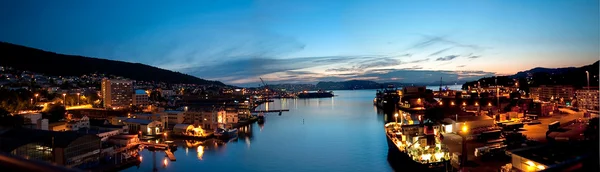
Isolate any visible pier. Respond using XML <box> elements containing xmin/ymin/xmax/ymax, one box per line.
<box><xmin>165</xmin><ymin>150</ymin><xmax>176</xmax><ymax>161</ymax></box>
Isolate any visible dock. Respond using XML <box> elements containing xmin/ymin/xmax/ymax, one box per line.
<box><xmin>165</xmin><ymin>150</ymin><xmax>176</xmax><ymax>161</ymax></box>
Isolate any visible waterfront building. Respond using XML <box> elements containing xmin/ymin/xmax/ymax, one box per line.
<box><xmin>529</xmin><ymin>85</ymin><xmax>574</xmax><ymax>103</ymax></box>
<box><xmin>107</xmin><ymin>134</ymin><xmax>140</xmax><ymax>147</ymax></box>
<box><xmin>159</xmin><ymin>110</ymin><xmax>186</xmax><ymax>125</ymax></box>
<box><xmin>0</xmin><ymin>128</ymin><xmax>101</xmax><ymax>168</ymax></box>
<box><xmin>132</xmin><ymin>89</ymin><xmax>149</xmax><ymax>106</ymax></box>
<box><xmin>76</xmin><ymin>128</ymin><xmax>121</xmax><ymax>142</ymax></box>
<box><xmin>183</xmin><ymin>108</ymin><xmax>226</xmax><ymax>130</ymax></box>
<box><xmin>101</xmin><ymin>79</ymin><xmax>133</xmax><ymax>109</ymax></box>
<box><xmin>576</xmin><ymin>88</ymin><xmax>599</xmax><ymax>111</ymax></box>
<box><xmin>172</xmin><ymin>124</ymin><xmax>205</xmax><ymax>136</ymax></box>
<box><xmin>122</xmin><ymin>118</ymin><xmax>163</xmax><ymax>135</ymax></box>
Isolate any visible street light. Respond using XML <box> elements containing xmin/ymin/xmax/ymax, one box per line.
<box><xmin>585</xmin><ymin>71</ymin><xmax>590</xmax><ymax>89</ymax></box>
<box><xmin>62</xmin><ymin>93</ymin><xmax>66</xmax><ymax>105</ymax></box>
<box><xmin>76</xmin><ymin>93</ymin><xmax>80</xmax><ymax>105</ymax></box>
<box><xmin>394</xmin><ymin>113</ymin><xmax>399</xmax><ymax>123</ymax></box>
<box><xmin>34</xmin><ymin>94</ymin><xmax>39</xmax><ymax>103</ymax></box>
<box><xmin>459</xmin><ymin>124</ymin><xmax>468</xmax><ymax>170</ymax></box>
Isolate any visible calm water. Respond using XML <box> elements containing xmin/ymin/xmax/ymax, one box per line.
<box><xmin>123</xmin><ymin>86</ymin><xmax>459</xmax><ymax>172</ymax></box>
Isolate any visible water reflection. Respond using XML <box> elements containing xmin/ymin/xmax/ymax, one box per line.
<box><xmin>197</xmin><ymin>145</ymin><xmax>204</xmax><ymax>160</ymax></box>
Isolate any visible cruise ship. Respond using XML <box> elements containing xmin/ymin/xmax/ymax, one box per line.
<box><xmin>385</xmin><ymin>119</ymin><xmax>450</xmax><ymax>170</ymax></box>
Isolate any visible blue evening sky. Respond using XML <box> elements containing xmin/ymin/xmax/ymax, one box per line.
<box><xmin>1</xmin><ymin>0</ymin><xmax>598</xmax><ymax>86</ymax></box>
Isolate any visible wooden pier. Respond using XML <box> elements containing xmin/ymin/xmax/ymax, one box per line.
<box><xmin>165</xmin><ymin>150</ymin><xmax>176</xmax><ymax>161</ymax></box>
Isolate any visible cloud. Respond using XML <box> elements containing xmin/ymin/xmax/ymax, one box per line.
<box><xmin>401</xmin><ymin>65</ymin><xmax>423</xmax><ymax>70</ymax></box>
<box><xmin>457</xmin><ymin>65</ymin><xmax>466</xmax><ymax>68</ymax></box>
<box><xmin>428</xmin><ymin>47</ymin><xmax>453</xmax><ymax>57</ymax></box>
<box><xmin>468</xmin><ymin>55</ymin><xmax>481</xmax><ymax>59</ymax></box>
<box><xmin>405</xmin><ymin>58</ymin><xmax>429</xmax><ymax>64</ymax></box>
<box><xmin>356</xmin><ymin>58</ymin><xmax>402</xmax><ymax>70</ymax></box>
<box><xmin>436</xmin><ymin>55</ymin><xmax>459</xmax><ymax>61</ymax></box>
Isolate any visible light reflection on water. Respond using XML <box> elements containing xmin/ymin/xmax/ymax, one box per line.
<box><xmin>124</xmin><ymin>90</ymin><xmax>395</xmax><ymax>172</ymax></box>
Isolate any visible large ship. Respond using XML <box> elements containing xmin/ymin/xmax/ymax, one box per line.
<box><xmin>374</xmin><ymin>85</ymin><xmax>400</xmax><ymax>110</ymax></box>
<box><xmin>385</xmin><ymin>119</ymin><xmax>450</xmax><ymax>170</ymax></box>
<box><xmin>297</xmin><ymin>90</ymin><xmax>334</xmax><ymax>98</ymax></box>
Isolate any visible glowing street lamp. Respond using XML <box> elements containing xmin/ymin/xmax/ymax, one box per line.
<box><xmin>62</xmin><ymin>93</ymin><xmax>66</xmax><ymax>105</ymax></box>
<box><xmin>451</xmin><ymin>102</ymin><xmax>455</xmax><ymax>106</ymax></box>
<box><xmin>76</xmin><ymin>93</ymin><xmax>80</xmax><ymax>105</ymax></box>
<box><xmin>34</xmin><ymin>94</ymin><xmax>39</xmax><ymax>103</ymax></box>
<box><xmin>461</xmin><ymin>124</ymin><xmax>468</xmax><ymax>133</ymax></box>
<box><xmin>394</xmin><ymin>113</ymin><xmax>399</xmax><ymax>123</ymax></box>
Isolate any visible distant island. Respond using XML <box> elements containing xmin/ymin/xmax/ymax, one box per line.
<box><xmin>0</xmin><ymin>42</ymin><xmax>224</xmax><ymax>86</ymax></box>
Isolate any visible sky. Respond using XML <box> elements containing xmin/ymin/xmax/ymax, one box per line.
<box><xmin>1</xmin><ymin>0</ymin><xmax>598</xmax><ymax>86</ymax></box>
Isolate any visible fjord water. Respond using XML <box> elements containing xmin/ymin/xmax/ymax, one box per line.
<box><xmin>124</xmin><ymin>86</ymin><xmax>460</xmax><ymax>172</ymax></box>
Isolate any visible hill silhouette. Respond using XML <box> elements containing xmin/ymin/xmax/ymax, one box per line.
<box><xmin>0</xmin><ymin>42</ymin><xmax>224</xmax><ymax>86</ymax></box>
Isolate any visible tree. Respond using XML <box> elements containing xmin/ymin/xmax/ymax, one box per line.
<box><xmin>42</xmin><ymin>104</ymin><xmax>66</xmax><ymax>122</ymax></box>
<box><xmin>0</xmin><ymin>107</ymin><xmax>24</xmax><ymax>128</ymax></box>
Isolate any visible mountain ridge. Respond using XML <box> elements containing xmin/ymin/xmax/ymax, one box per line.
<box><xmin>0</xmin><ymin>42</ymin><xmax>225</xmax><ymax>86</ymax></box>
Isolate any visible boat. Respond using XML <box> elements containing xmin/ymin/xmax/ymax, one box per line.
<box><xmin>385</xmin><ymin>121</ymin><xmax>450</xmax><ymax>170</ymax></box>
<box><xmin>297</xmin><ymin>90</ymin><xmax>334</xmax><ymax>98</ymax></box>
<box><xmin>214</xmin><ymin>128</ymin><xmax>238</xmax><ymax>140</ymax></box>
<box><xmin>374</xmin><ymin>85</ymin><xmax>400</xmax><ymax>110</ymax></box>
<box><xmin>257</xmin><ymin>113</ymin><xmax>265</xmax><ymax>124</ymax></box>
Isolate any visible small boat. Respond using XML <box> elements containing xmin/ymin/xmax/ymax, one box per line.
<box><xmin>258</xmin><ymin>113</ymin><xmax>265</xmax><ymax>124</ymax></box>
<box><xmin>215</xmin><ymin>128</ymin><xmax>238</xmax><ymax>140</ymax></box>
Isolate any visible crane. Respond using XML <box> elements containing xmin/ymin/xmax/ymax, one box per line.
<box><xmin>260</xmin><ymin>77</ymin><xmax>271</xmax><ymax>98</ymax></box>
<box><xmin>260</xmin><ymin>77</ymin><xmax>268</xmax><ymax>89</ymax></box>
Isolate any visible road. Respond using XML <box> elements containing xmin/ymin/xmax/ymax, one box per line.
<box><xmin>521</xmin><ymin>108</ymin><xmax>595</xmax><ymax>142</ymax></box>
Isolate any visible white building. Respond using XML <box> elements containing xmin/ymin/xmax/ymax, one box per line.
<box><xmin>66</xmin><ymin>116</ymin><xmax>90</xmax><ymax>131</ymax></box>
<box><xmin>159</xmin><ymin>110</ymin><xmax>186</xmax><ymax>125</ymax></box>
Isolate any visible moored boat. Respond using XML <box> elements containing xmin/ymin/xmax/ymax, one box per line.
<box><xmin>385</xmin><ymin>121</ymin><xmax>450</xmax><ymax>170</ymax></box>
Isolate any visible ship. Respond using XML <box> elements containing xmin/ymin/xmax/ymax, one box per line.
<box><xmin>297</xmin><ymin>90</ymin><xmax>334</xmax><ymax>98</ymax></box>
<box><xmin>257</xmin><ymin>113</ymin><xmax>265</xmax><ymax>124</ymax></box>
<box><xmin>385</xmin><ymin>120</ymin><xmax>450</xmax><ymax>170</ymax></box>
<box><xmin>374</xmin><ymin>85</ymin><xmax>400</xmax><ymax>110</ymax></box>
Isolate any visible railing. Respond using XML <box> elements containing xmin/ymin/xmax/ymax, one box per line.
<box><xmin>0</xmin><ymin>152</ymin><xmax>82</xmax><ymax>172</ymax></box>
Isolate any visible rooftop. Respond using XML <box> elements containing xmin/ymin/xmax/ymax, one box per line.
<box><xmin>511</xmin><ymin>143</ymin><xmax>593</xmax><ymax>168</ymax></box>
<box><xmin>135</xmin><ymin>89</ymin><xmax>147</xmax><ymax>95</ymax></box>
<box><xmin>0</xmin><ymin>128</ymin><xmax>99</xmax><ymax>151</ymax></box>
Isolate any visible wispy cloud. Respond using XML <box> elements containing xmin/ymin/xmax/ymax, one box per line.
<box><xmin>405</xmin><ymin>58</ymin><xmax>429</xmax><ymax>64</ymax></box>
<box><xmin>436</xmin><ymin>55</ymin><xmax>459</xmax><ymax>61</ymax></box>
<box><xmin>468</xmin><ymin>55</ymin><xmax>481</xmax><ymax>59</ymax></box>
<box><xmin>457</xmin><ymin>65</ymin><xmax>466</xmax><ymax>68</ymax></box>
<box><xmin>428</xmin><ymin>47</ymin><xmax>453</xmax><ymax>57</ymax></box>
<box><xmin>401</xmin><ymin>65</ymin><xmax>423</xmax><ymax>70</ymax></box>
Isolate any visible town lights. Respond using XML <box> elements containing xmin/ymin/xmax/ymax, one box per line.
<box><xmin>461</xmin><ymin>124</ymin><xmax>468</xmax><ymax>133</ymax></box>
<box><xmin>394</xmin><ymin>113</ymin><xmax>399</xmax><ymax>123</ymax></box>
<box><xmin>462</xmin><ymin>102</ymin><xmax>466</xmax><ymax>106</ymax></box>
<box><xmin>451</xmin><ymin>102</ymin><xmax>455</xmax><ymax>106</ymax></box>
